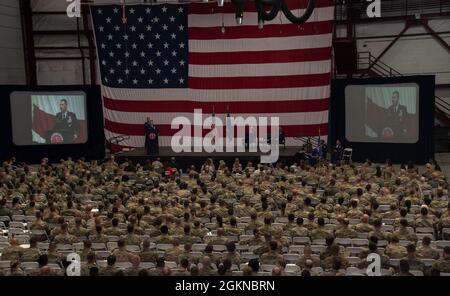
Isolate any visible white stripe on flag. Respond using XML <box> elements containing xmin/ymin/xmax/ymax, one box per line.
<box><xmin>101</xmin><ymin>85</ymin><xmax>330</xmax><ymax>102</ymax></box>
<box><xmin>189</xmin><ymin>33</ymin><xmax>333</xmax><ymax>52</ymax></box>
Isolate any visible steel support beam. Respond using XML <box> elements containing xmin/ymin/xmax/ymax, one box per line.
<box><xmin>367</xmin><ymin>23</ymin><xmax>411</xmax><ymax>72</ymax></box>
<box><xmin>421</xmin><ymin>20</ymin><xmax>450</xmax><ymax>54</ymax></box>
<box><xmin>82</xmin><ymin>4</ymin><xmax>97</xmax><ymax>85</ymax></box>
<box><xmin>19</xmin><ymin>0</ymin><xmax>37</xmax><ymax>85</ymax></box>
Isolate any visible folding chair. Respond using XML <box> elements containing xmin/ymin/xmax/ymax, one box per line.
<box><xmin>20</xmin><ymin>262</ymin><xmax>39</xmax><ymax>270</ymax></box>
<box><xmin>389</xmin><ymin>259</ymin><xmax>401</xmax><ymax>267</ymax></box>
<box><xmin>378</xmin><ymin>205</ymin><xmax>391</xmax><ymax>212</ymax></box>
<box><xmin>56</xmin><ymin>244</ymin><xmax>73</xmax><ymax>251</ymax></box>
<box><xmin>382</xmin><ymin>219</ymin><xmax>395</xmax><ymax>225</ymax></box>
<box><xmin>342</xmin><ymin>148</ymin><xmax>353</xmax><ymax>163</ymax></box>
<box><xmin>15</xmin><ymin>235</ymin><xmax>30</xmax><ymax>245</ymax></box>
<box><xmin>241</xmin><ymin>252</ymin><xmax>259</xmax><ymax>261</ymax></box>
<box><xmin>97</xmin><ymin>260</ymin><xmax>108</xmax><ymax>268</ymax></box>
<box><xmin>116</xmin><ymin>262</ymin><xmax>132</xmax><ymax>269</ymax></box>
<box><xmin>192</xmin><ymin>243</ymin><xmax>207</xmax><ymax>252</ymax></box>
<box><xmin>399</xmin><ymin>240</ymin><xmax>410</xmax><ymax>247</ymax></box>
<box><xmin>0</xmin><ymin>216</ymin><xmax>10</xmax><ymax>223</ymax></box>
<box><xmin>165</xmin><ymin>261</ymin><xmax>178</xmax><ymax>269</ymax></box>
<box><xmin>95</xmin><ymin>250</ymin><xmax>111</xmax><ymax>259</ymax></box>
<box><xmin>335</xmin><ymin>238</ymin><xmax>352</xmax><ymax>247</ymax></box>
<box><xmin>73</xmin><ymin>242</ymin><xmax>84</xmax><ymax>252</ymax></box>
<box><xmin>352</xmin><ymin>239</ymin><xmax>369</xmax><ymax>247</ymax></box>
<box><xmin>205</xmin><ymin>223</ymin><xmax>217</xmax><ymax>230</ymax></box>
<box><xmin>420</xmin><ymin>259</ymin><xmax>435</xmax><ymax>267</ymax></box>
<box><xmin>9</xmin><ymin>222</ymin><xmax>25</xmax><ymax>229</ymax></box>
<box><xmin>347</xmin><ymin>257</ymin><xmax>362</xmax><ymax>266</ymax></box>
<box><xmin>260</xmin><ymin>264</ymin><xmax>275</xmax><ymax>272</ymax></box>
<box><xmin>8</xmin><ymin>228</ymin><xmax>24</xmax><ymax>236</ymax></box>
<box><xmin>199</xmin><ymin>217</ymin><xmax>211</xmax><ymax>224</ymax></box>
<box><xmin>346</xmin><ymin>247</ymin><xmax>363</xmax><ymax>256</ymax></box>
<box><xmin>285</xmin><ymin>264</ymin><xmax>300</xmax><ymax>273</ymax></box>
<box><xmin>107</xmin><ymin>242</ymin><xmax>118</xmax><ymax>251</ymax></box>
<box><xmin>235</xmin><ymin>245</ymin><xmax>249</xmax><ymax>252</ymax></box>
<box><xmin>416</xmin><ymin>227</ymin><xmax>434</xmax><ymax>234</ymax></box>
<box><xmin>12</xmin><ymin>215</ymin><xmax>26</xmax><ymax>222</ymax></box>
<box><xmin>156</xmin><ymin>243</ymin><xmax>173</xmax><ymax>251</ymax></box>
<box><xmin>311</xmin><ymin>239</ymin><xmax>326</xmax><ymax>245</ymax></box>
<box><xmin>435</xmin><ymin>241</ymin><xmax>450</xmax><ymax>249</ymax></box>
<box><xmin>311</xmin><ymin>245</ymin><xmax>325</xmax><ymax>254</ymax></box>
<box><xmin>293</xmin><ymin>237</ymin><xmax>311</xmax><ymax>245</ymax></box>
<box><xmin>25</xmin><ymin>216</ymin><xmax>36</xmax><ymax>223</ymax></box>
<box><xmin>91</xmin><ymin>243</ymin><xmax>107</xmax><ymax>250</ymax></box>
<box><xmin>237</xmin><ymin>223</ymin><xmax>248</xmax><ymax>229</ymax></box>
<box><xmin>126</xmin><ymin>245</ymin><xmax>141</xmax><ymax>253</ymax></box>
<box><xmin>346</xmin><ymin>266</ymin><xmax>364</xmax><ymax>276</ymax></box>
<box><xmin>212</xmin><ymin>245</ymin><xmax>227</xmax><ymax>252</ymax></box>
<box><xmin>29</xmin><ymin>229</ymin><xmax>49</xmax><ymax>241</ymax></box>
<box><xmin>289</xmin><ymin>245</ymin><xmax>305</xmax><ymax>254</ymax></box>
<box><xmin>107</xmin><ymin>236</ymin><xmax>120</xmax><ymax>242</ymax></box>
<box><xmin>0</xmin><ymin>242</ymin><xmax>11</xmax><ymax>251</ymax></box>
<box><xmin>139</xmin><ymin>262</ymin><xmax>155</xmax><ymax>269</ymax></box>
<box><xmin>410</xmin><ymin>270</ymin><xmax>424</xmax><ymax>276</ymax></box>
<box><xmin>240</xmin><ymin>217</ymin><xmax>251</xmax><ymax>223</ymax></box>
<box><xmin>378</xmin><ymin>240</ymin><xmax>389</xmax><ymax>247</ymax></box>
<box><xmin>0</xmin><ymin>261</ymin><xmax>11</xmax><ymax>269</ymax></box>
<box><xmin>275</xmin><ymin>217</ymin><xmax>289</xmax><ymax>223</ymax></box>
<box><xmin>283</xmin><ymin>254</ymin><xmax>300</xmax><ymax>263</ymax></box>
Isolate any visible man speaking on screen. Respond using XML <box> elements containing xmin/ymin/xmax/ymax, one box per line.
<box><xmin>384</xmin><ymin>91</ymin><xmax>408</xmax><ymax>138</ymax></box>
<box><xmin>54</xmin><ymin>98</ymin><xmax>79</xmax><ymax>142</ymax></box>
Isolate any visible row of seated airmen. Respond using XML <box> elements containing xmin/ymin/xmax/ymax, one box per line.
<box><xmin>0</xmin><ymin>156</ymin><xmax>449</xmax><ymax>276</ymax></box>
<box><xmin>1</xmin><ymin>219</ymin><xmax>450</xmax><ymax>276</ymax></box>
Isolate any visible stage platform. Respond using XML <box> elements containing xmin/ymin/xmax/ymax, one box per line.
<box><xmin>114</xmin><ymin>147</ymin><xmax>300</xmax><ymax>170</ymax></box>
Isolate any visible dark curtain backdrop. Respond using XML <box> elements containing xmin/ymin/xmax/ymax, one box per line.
<box><xmin>329</xmin><ymin>76</ymin><xmax>435</xmax><ymax>164</ymax></box>
<box><xmin>0</xmin><ymin>85</ymin><xmax>105</xmax><ymax>163</ymax></box>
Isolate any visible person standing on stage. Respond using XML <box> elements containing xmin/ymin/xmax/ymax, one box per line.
<box><xmin>144</xmin><ymin>118</ymin><xmax>159</xmax><ymax>155</ymax></box>
<box><xmin>320</xmin><ymin>140</ymin><xmax>328</xmax><ymax>159</ymax></box>
<box><xmin>332</xmin><ymin>139</ymin><xmax>343</xmax><ymax>164</ymax></box>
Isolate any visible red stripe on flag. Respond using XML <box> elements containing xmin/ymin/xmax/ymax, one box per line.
<box><xmin>189</xmin><ymin>47</ymin><xmax>332</xmax><ymax>65</ymax></box>
<box><xmin>104</xmin><ymin>119</ymin><xmax>328</xmax><ymax>137</ymax></box>
<box><xmin>188</xmin><ymin>21</ymin><xmax>333</xmax><ymax>40</ymax></box>
<box><xmin>103</xmin><ymin>97</ymin><xmax>329</xmax><ymax>113</ymax></box>
<box><xmin>188</xmin><ymin>0</ymin><xmax>334</xmax><ymax>14</ymax></box>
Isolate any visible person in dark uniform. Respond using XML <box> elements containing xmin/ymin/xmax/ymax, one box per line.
<box><xmin>320</xmin><ymin>140</ymin><xmax>328</xmax><ymax>159</ymax></box>
<box><xmin>54</xmin><ymin>98</ymin><xmax>79</xmax><ymax>143</ymax></box>
<box><xmin>144</xmin><ymin>118</ymin><xmax>159</xmax><ymax>155</ymax></box>
<box><xmin>384</xmin><ymin>91</ymin><xmax>408</xmax><ymax>138</ymax></box>
<box><xmin>279</xmin><ymin>127</ymin><xmax>286</xmax><ymax>148</ymax></box>
<box><xmin>331</xmin><ymin>139</ymin><xmax>343</xmax><ymax>164</ymax></box>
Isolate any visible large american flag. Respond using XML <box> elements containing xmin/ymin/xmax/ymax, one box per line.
<box><xmin>91</xmin><ymin>0</ymin><xmax>334</xmax><ymax>149</ymax></box>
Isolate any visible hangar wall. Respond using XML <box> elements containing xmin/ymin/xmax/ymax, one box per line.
<box><xmin>0</xmin><ymin>0</ymin><xmax>25</xmax><ymax>84</ymax></box>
